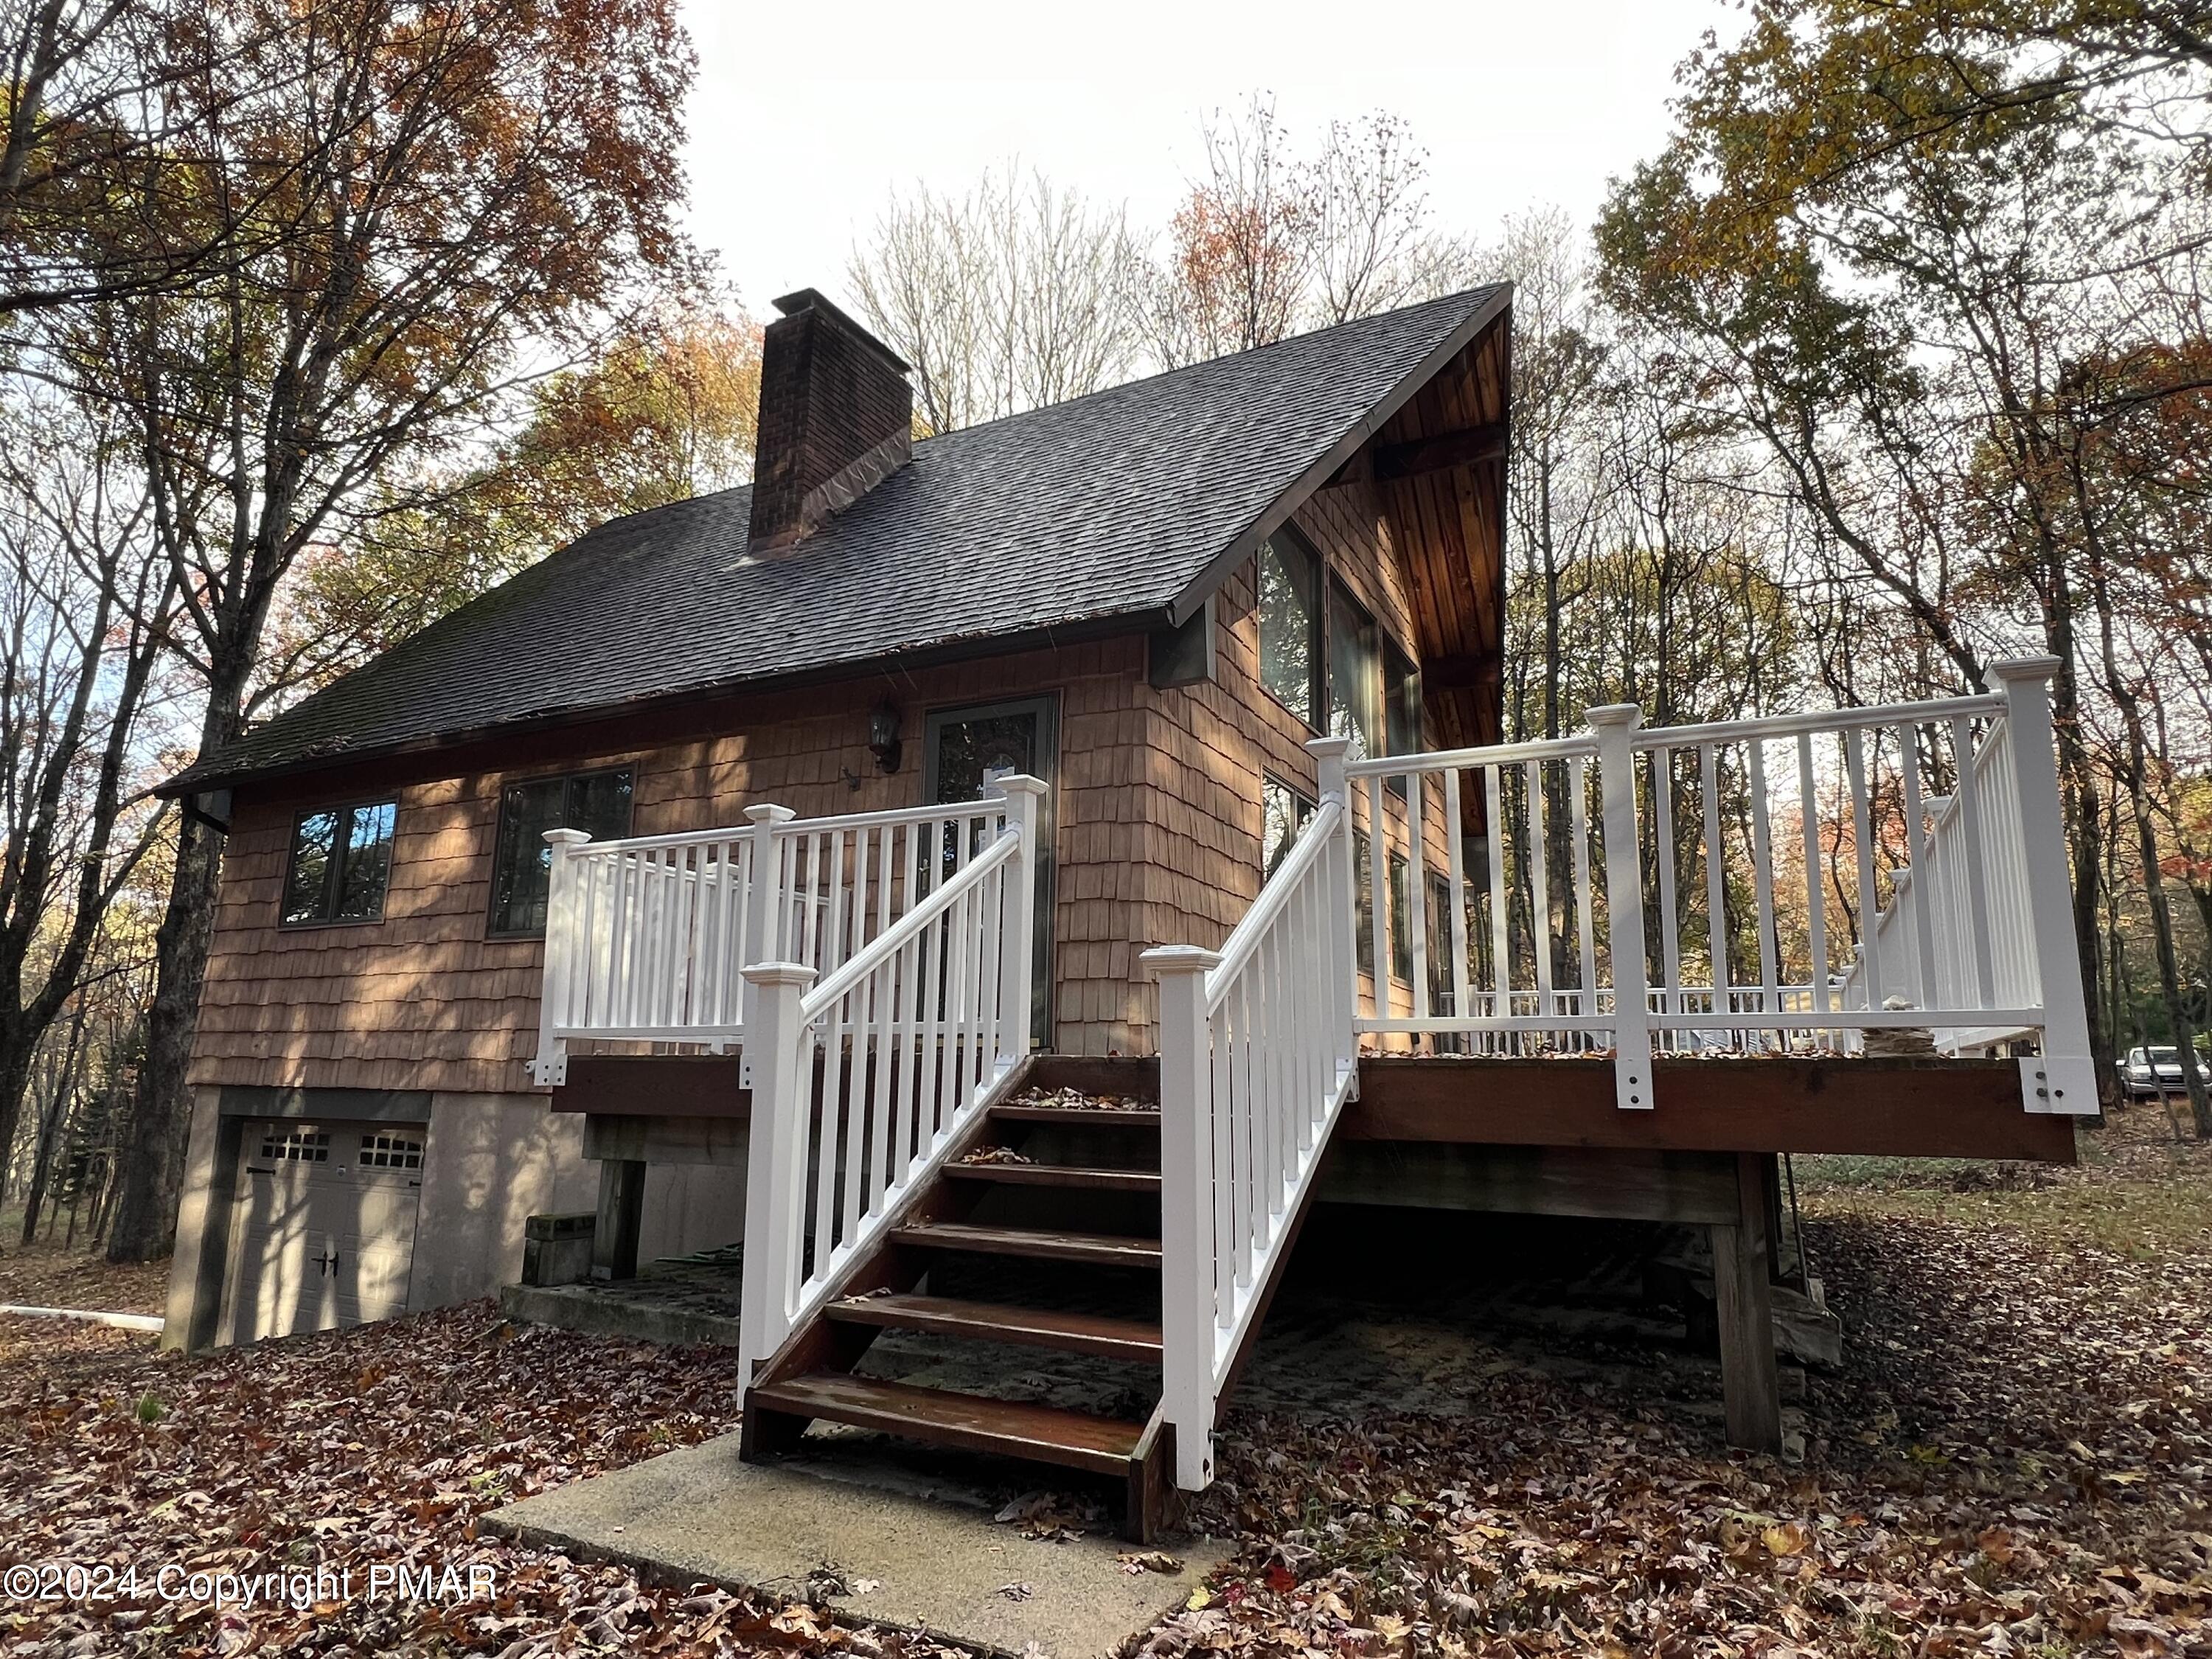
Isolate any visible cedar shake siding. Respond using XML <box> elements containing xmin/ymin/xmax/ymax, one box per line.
<box><xmin>189</xmin><ymin>487</ymin><xmax>1455</xmax><ymax>1092</ymax></box>
<box><xmin>192</xmin><ymin>639</ymin><xmax>1156</xmax><ymax>1092</ymax></box>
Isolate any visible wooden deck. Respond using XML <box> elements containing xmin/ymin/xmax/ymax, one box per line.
<box><xmin>1347</xmin><ymin>1054</ymin><xmax>2078</xmax><ymax>1162</ymax></box>
<box><xmin>552</xmin><ymin>1051</ymin><xmax>2076</xmax><ymax>1165</ymax></box>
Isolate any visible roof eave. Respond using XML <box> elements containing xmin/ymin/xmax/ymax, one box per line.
<box><xmin>158</xmin><ymin>605</ymin><xmax>1176</xmax><ymax>800</ymax></box>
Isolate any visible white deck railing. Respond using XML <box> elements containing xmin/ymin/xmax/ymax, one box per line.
<box><xmin>1341</xmin><ymin>656</ymin><xmax>2096</xmax><ymax>1115</ymax></box>
<box><xmin>737</xmin><ymin>778</ymin><xmax>1044</xmax><ymax>1379</ymax></box>
<box><xmin>1144</xmin><ymin>737</ymin><xmax>1361</xmax><ymax>1492</ymax></box>
<box><xmin>529</xmin><ymin>793</ymin><xmax>1026</xmax><ymax>1085</ymax></box>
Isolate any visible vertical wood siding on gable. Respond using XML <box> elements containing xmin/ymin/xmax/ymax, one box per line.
<box><xmin>191</xmin><ymin>638</ymin><xmax>1158</xmax><ymax>1093</ymax></box>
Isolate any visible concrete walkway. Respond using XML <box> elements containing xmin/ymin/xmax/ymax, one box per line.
<box><xmin>0</xmin><ymin>1303</ymin><xmax>164</xmax><ymax>1332</ymax></box>
<box><xmin>485</xmin><ymin>1433</ymin><xmax>1225</xmax><ymax>1658</ymax></box>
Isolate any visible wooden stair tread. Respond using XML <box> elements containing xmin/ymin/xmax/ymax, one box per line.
<box><xmin>990</xmin><ymin>1103</ymin><xmax>1162</xmax><ymax>1127</ymax></box>
<box><xmin>826</xmin><ymin>1293</ymin><xmax>1163</xmax><ymax>1360</ymax></box>
<box><xmin>944</xmin><ymin>1161</ymin><xmax>1161</xmax><ymax>1192</ymax></box>
<box><xmin>891</xmin><ymin>1220</ymin><xmax>1163</xmax><ymax>1268</ymax></box>
<box><xmin>750</xmin><ymin>1372</ymin><xmax>1143</xmax><ymax>1475</ymax></box>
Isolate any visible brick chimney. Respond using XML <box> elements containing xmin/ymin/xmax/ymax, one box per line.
<box><xmin>747</xmin><ymin>288</ymin><xmax>914</xmax><ymax>553</ymax></box>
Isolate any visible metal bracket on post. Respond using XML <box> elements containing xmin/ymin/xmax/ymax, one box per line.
<box><xmin>1587</xmin><ymin>706</ymin><xmax>1653</xmax><ymax>1110</ymax></box>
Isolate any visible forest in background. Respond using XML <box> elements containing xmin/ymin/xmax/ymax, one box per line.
<box><xmin>1</xmin><ymin>0</ymin><xmax>2208</xmax><ymax>1260</ymax></box>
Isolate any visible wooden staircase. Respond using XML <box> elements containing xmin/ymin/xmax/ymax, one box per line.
<box><xmin>739</xmin><ymin>1060</ymin><xmax>1183</xmax><ymax>1540</ymax></box>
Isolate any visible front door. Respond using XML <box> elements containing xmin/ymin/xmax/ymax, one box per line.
<box><xmin>924</xmin><ymin>695</ymin><xmax>1057</xmax><ymax>1048</ymax></box>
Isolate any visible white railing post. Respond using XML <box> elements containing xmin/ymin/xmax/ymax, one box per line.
<box><xmin>529</xmin><ymin>829</ymin><xmax>592</xmax><ymax>1086</ymax></box>
<box><xmin>1989</xmin><ymin>658</ymin><xmax>2098</xmax><ymax>1115</ymax></box>
<box><xmin>737</xmin><ymin>959</ymin><xmax>818</xmax><ymax>1380</ymax></box>
<box><xmin>1310</xmin><ymin>736</ymin><xmax>1357</xmax><ymax>1059</ymax></box>
<box><xmin>1143</xmin><ymin>942</ymin><xmax>1222</xmax><ymax>1492</ymax></box>
<box><xmin>738</xmin><ymin>804</ymin><xmax>796</xmax><ymax>1065</ymax></box>
<box><xmin>1588</xmin><ymin>706</ymin><xmax>1653</xmax><ymax>1109</ymax></box>
<box><xmin>992</xmin><ymin>775</ymin><xmax>1048</xmax><ymax>1065</ymax></box>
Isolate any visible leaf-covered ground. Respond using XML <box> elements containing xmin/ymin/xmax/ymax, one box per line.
<box><xmin>2</xmin><ymin>1106</ymin><xmax>2208</xmax><ymax>1657</ymax></box>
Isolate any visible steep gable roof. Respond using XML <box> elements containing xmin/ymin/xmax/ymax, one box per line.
<box><xmin>175</xmin><ymin>284</ymin><xmax>1509</xmax><ymax>792</ymax></box>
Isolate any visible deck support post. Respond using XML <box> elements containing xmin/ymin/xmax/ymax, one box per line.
<box><xmin>1588</xmin><ymin>706</ymin><xmax>1652</xmax><ymax>1110</ymax></box>
<box><xmin>1711</xmin><ymin>1150</ymin><xmax>1782</xmax><ymax>1453</ymax></box>
<box><xmin>591</xmin><ymin>1158</ymin><xmax>645</xmax><ymax>1282</ymax></box>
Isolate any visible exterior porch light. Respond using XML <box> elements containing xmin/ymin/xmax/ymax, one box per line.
<box><xmin>868</xmin><ymin>700</ymin><xmax>903</xmax><ymax>773</ymax></box>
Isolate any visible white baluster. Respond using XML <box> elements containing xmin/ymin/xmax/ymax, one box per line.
<box><xmin>531</xmin><ymin>829</ymin><xmax>591</xmax><ymax>1085</ymax></box>
<box><xmin>1589</xmin><ymin>706</ymin><xmax>1651</xmax><ymax>1110</ymax></box>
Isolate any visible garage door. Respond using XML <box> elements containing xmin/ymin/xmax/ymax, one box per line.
<box><xmin>226</xmin><ymin>1121</ymin><xmax>425</xmax><ymax>1343</ymax></box>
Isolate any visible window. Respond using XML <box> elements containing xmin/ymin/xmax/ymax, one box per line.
<box><xmin>490</xmin><ymin>768</ymin><xmax>634</xmax><ymax>936</ymax></box>
<box><xmin>360</xmin><ymin>1132</ymin><xmax>425</xmax><ymax>1170</ymax></box>
<box><xmin>1354</xmin><ymin>831</ymin><xmax>1374</xmax><ymax>978</ymax></box>
<box><xmin>1261</xmin><ymin>776</ymin><xmax>1317</xmax><ymax>878</ymax></box>
<box><xmin>1426</xmin><ymin>872</ymin><xmax>1457</xmax><ymax>1014</ymax></box>
<box><xmin>1258</xmin><ymin>531</ymin><xmax>1323</xmax><ymax>726</ymax></box>
<box><xmin>282</xmin><ymin>801</ymin><xmax>396</xmax><ymax>925</ymax></box>
<box><xmin>1388</xmin><ymin>852</ymin><xmax>1413</xmax><ymax>985</ymax></box>
<box><xmin>1385</xmin><ymin>644</ymin><xmax>1422</xmax><ymax>758</ymax></box>
<box><xmin>1328</xmin><ymin>580</ymin><xmax>1382</xmax><ymax>758</ymax></box>
<box><xmin>259</xmin><ymin>1127</ymin><xmax>330</xmax><ymax>1163</ymax></box>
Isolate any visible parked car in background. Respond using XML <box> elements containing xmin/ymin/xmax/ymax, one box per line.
<box><xmin>2123</xmin><ymin>1045</ymin><xmax>2209</xmax><ymax>1099</ymax></box>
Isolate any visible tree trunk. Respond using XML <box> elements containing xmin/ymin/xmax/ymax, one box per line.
<box><xmin>105</xmin><ymin>809</ymin><xmax>225</xmax><ymax>1262</ymax></box>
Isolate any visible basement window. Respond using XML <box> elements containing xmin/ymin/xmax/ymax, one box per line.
<box><xmin>1258</xmin><ymin>529</ymin><xmax>1324</xmax><ymax>728</ymax></box>
<box><xmin>489</xmin><ymin>767</ymin><xmax>634</xmax><ymax>937</ymax></box>
<box><xmin>282</xmin><ymin>801</ymin><xmax>397</xmax><ymax>926</ymax></box>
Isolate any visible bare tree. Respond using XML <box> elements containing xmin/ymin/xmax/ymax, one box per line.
<box><xmin>1144</xmin><ymin>96</ymin><xmax>1484</xmax><ymax>369</ymax></box>
<box><xmin>0</xmin><ymin>381</ymin><xmax>178</xmax><ymax>1183</ymax></box>
<box><xmin>849</xmin><ymin>164</ymin><xmax>1147</xmax><ymax>434</ymax></box>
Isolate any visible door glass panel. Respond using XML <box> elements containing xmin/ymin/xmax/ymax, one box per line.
<box><xmin>925</xmin><ymin>700</ymin><xmax>1055</xmax><ymax>1046</ymax></box>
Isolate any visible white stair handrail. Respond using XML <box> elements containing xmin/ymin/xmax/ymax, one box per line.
<box><xmin>1145</xmin><ymin>737</ymin><xmax>1360</xmax><ymax>1492</ymax></box>
<box><xmin>737</xmin><ymin>776</ymin><xmax>1045</xmax><ymax>1380</ymax></box>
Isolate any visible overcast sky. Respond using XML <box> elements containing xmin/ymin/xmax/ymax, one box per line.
<box><xmin>679</xmin><ymin>0</ymin><xmax>1733</xmax><ymax>313</ymax></box>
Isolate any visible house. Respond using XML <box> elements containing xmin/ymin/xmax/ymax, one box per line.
<box><xmin>159</xmin><ymin>285</ymin><xmax>2095</xmax><ymax>1539</ymax></box>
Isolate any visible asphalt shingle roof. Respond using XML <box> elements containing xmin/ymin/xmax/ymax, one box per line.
<box><xmin>182</xmin><ymin>285</ymin><xmax>1507</xmax><ymax>790</ymax></box>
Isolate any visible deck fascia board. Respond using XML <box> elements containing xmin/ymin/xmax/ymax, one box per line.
<box><xmin>1348</xmin><ymin>1055</ymin><xmax>2079</xmax><ymax>1162</ymax></box>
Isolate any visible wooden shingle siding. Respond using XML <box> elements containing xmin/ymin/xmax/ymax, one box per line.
<box><xmin>193</xmin><ymin>460</ymin><xmax>1495</xmax><ymax>1091</ymax></box>
<box><xmin>194</xmin><ymin>639</ymin><xmax>1158</xmax><ymax>1092</ymax></box>
<box><xmin>1135</xmin><ymin>484</ymin><xmax>1458</xmax><ymax>1042</ymax></box>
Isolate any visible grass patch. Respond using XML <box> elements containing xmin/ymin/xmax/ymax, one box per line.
<box><xmin>1795</xmin><ymin>1107</ymin><xmax>2212</xmax><ymax>1259</ymax></box>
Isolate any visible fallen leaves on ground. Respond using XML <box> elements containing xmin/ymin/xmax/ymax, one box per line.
<box><xmin>1138</xmin><ymin>1113</ymin><xmax>2212</xmax><ymax>1657</ymax></box>
<box><xmin>8</xmin><ymin>1111</ymin><xmax>2212</xmax><ymax>1657</ymax></box>
<box><xmin>0</xmin><ymin>1237</ymin><xmax>168</xmax><ymax>1315</ymax></box>
<box><xmin>0</xmin><ymin>1306</ymin><xmax>967</xmax><ymax>1658</ymax></box>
